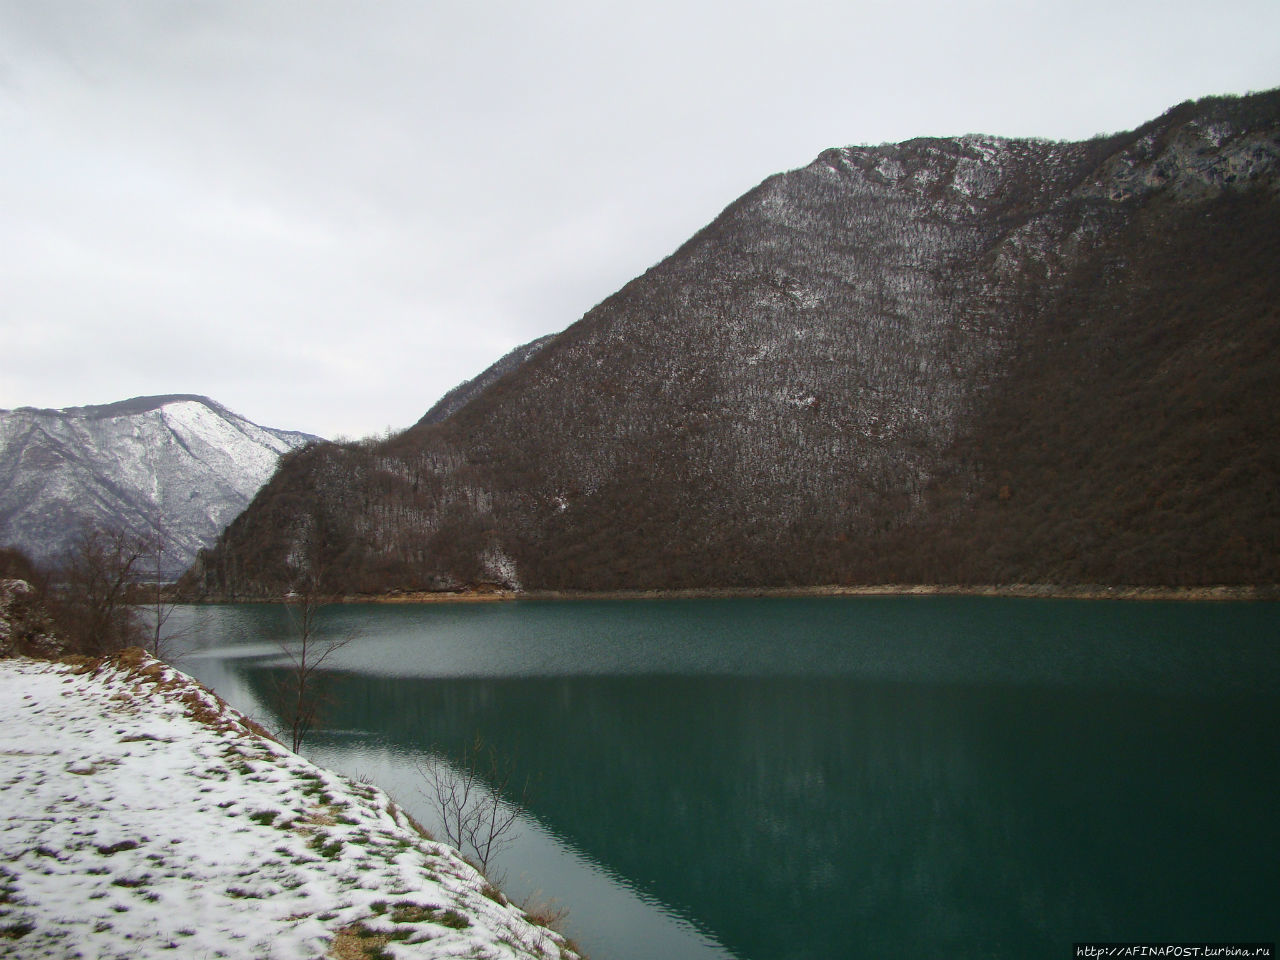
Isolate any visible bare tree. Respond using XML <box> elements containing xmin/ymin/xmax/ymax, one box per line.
<box><xmin>274</xmin><ymin>578</ymin><xmax>351</xmax><ymax>753</ymax></box>
<box><xmin>52</xmin><ymin>525</ymin><xmax>147</xmax><ymax>655</ymax></box>
<box><xmin>421</xmin><ymin>734</ymin><xmax>530</xmax><ymax>879</ymax></box>
<box><xmin>141</xmin><ymin>530</ymin><xmax>185</xmax><ymax>662</ymax></box>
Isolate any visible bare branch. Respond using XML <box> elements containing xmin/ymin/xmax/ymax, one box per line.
<box><xmin>274</xmin><ymin>576</ymin><xmax>353</xmax><ymax>753</ymax></box>
<box><xmin>49</xmin><ymin>524</ymin><xmax>148</xmax><ymax>655</ymax></box>
<box><xmin>418</xmin><ymin>734</ymin><xmax>530</xmax><ymax>879</ymax></box>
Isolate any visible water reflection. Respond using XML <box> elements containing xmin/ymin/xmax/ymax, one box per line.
<box><xmin>302</xmin><ymin>738</ymin><xmax>738</xmax><ymax>960</ymax></box>
<box><xmin>172</xmin><ymin>599</ymin><xmax>1280</xmax><ymax>960</ymax></box>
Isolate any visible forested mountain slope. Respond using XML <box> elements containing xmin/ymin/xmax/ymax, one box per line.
<box><xmin>190</xmin><ymin>90</ymin><xmax>1280</xmax><ymax>596</ymax></box>
<box><xmin>0</xmin><ymin>396</ymin><xmax>317</xmax><ymax>577</ymax></box>
<box><xmin>416</xmin><ymin>334</ymin><xmax>558</xmax><ymax>427</ymax></box>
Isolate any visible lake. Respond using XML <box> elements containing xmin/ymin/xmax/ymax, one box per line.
<box><xmin>169</xmin><ymin>596</ymin><xmax>1280</xmax><ymax>959</ymax></box>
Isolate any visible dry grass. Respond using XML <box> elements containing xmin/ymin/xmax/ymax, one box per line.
<box><xmin>329</xmin><ymin>924</ymin><xmax>392</xmax><ymax>960</ymax></box>
<box><xmin>521</xmin><ymin>895</ymin><xmax>570</xmax><ymax>931</ymax></box>
<box><xmin>70</xmin><ymin>648</ymin><xmax>280</xmax><ymax>743</ymax></box>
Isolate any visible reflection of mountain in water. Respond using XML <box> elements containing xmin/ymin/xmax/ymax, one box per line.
<box><xmin>242</xmin><ymin>666</ymin><xmax>1279</xmax><ymax>959</ymax></box>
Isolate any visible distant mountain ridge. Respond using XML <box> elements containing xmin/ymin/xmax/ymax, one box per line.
<box><xmin>191</xmin><ymin>90</ymin><xmax>1280</xmax><ymax>597</ymax></box>
<box><xmin>0</xmin><ymin>395</ymin><xmax>318</xmax><ymax>577</ymax></box>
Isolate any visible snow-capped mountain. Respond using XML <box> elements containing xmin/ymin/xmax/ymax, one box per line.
<box><xmin>0</xmin><ymin>395</ymin><xmax>318</xmax><ymax>577</ymax></box>
<box><xmin>195</xmin><ymin>90</ymin><xmax>1280</xmax><ymax>596</ymax></box>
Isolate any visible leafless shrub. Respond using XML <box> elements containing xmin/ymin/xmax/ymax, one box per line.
<box><xmin>139</xmin><ymin>531</ymin><xmax>188</xmax><ymax>662</ymax></box>
<box><xmin>419</xmin><ymin>734</ymin><xmax>530</xmax><ymax>880</ymax></box>
<box><xmin>521</xmin><ymin>893</ymin><xmax>571</xmax><ymax>930</ymax></box>
<box><xmin>274</xmin><ymin>578</ymin><xmax>352</xmax><ymax>753</ymax></box>
<box><xmin>50</xmin><ymin>525</ymin><xmax>147</xmax><ymax>656</ymax></box>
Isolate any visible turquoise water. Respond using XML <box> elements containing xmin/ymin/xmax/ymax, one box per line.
<box><xmin>171</xmin><ymin>596</ymin><xmax>1280</xmax><ymax>959</ymax></box>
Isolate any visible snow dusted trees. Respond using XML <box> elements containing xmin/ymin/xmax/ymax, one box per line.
<box><xmin>192</xmin><ymin>91</ymin><xmax>1280</xmax><ymax>595</ymax></box>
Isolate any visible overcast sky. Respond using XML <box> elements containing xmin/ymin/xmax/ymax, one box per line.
<box><xmin>2</xmin><ymin>0</ymin><xmax>1277</xmax><ymax>439</ymax></box>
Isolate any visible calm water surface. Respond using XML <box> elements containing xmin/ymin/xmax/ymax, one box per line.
<box><xmin>170</xmin><ymin>597</ymin><xmax>1280</xmax><ymax>959</ymax></box>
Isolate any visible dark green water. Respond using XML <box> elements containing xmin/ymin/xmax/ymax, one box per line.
<box><xmin>171</xmin><ymin>596</ymin><xmax>1280</xmax><ymax>959</ymax></box>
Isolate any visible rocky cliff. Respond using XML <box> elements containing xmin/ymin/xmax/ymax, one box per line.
<box><xmin>191</xmin><ymin>90</ymin><xmax>1280</xmax><ymax>596</ymax></box>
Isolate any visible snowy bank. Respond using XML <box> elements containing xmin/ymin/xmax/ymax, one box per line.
<box><xmin>0</xmin><ymin>650</ymin><xmax>581</xmax><ymax>960</ymax></box>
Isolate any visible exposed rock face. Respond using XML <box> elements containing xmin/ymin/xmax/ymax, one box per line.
<box><xmin>193</xmin><ymin>90</ymin><xmax>1280</xmax><ymax>596</ymax></box>
<box><xmin>0</xmin><ymin>396</ymin><xmax>317</xmax><ymax>577</ymax></box>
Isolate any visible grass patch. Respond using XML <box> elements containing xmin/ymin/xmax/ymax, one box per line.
<box><xmin>0</xmin><ymin>921</ymin><xmax>35</xmax><ymax>940</ymax></box>
<box><xmin>433</xmin><ymin>908</ymin><xmax>469</xmax><ymax>931</ymax></box>
<box><xmin>385</xmin><ymin>902</ymin><xmax>471</xmax><ymax>930</ymax></box>
<box><xmin>331</xmin><ymin>924</ymin><xmax>393</xmax><ymax>960</ymax></box>
<box><xmin>389</xmin><ymin>902</ymin><xmax>434</xmax><ymax>924</ymax></box>
<box><xmin>523</xmin><ymin>897</ymin><xmax>570</xmax><ymax>930</ymax></box>
<box><xmin>312</xmin><ymin>837</ymin><xmax>344</xmax><ymax>859</ymax></box>
<box><xmin>386</xmin><ymin>801</ymin><xmax>434</xmax><ymax>842</ymax></box>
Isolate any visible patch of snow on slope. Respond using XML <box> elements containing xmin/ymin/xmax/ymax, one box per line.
<box><xmin>160</xmin><ymin>400</ymin><xmax>296</xmax><ymax>486</ymax></box>
<box><xmin>0</xmin><ymin>654</ymin><xmax>579</xmax><ymax>960</ymax></box>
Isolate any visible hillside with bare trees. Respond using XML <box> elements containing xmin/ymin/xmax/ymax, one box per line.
<box><xmin>187</xmin><ymin>90</ymin><xmax>1280</xmax><ymax>597</ymax></box>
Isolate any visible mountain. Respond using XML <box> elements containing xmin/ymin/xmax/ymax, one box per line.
<box><xmin>417</xmin><ymin>334</ymin><xmax>558</xmax><ymax>427</ymax></box>
<box><xmin>0</xmin><ymin>395</ymin><xmax>318</xmax><ymax>577</ymax></box>
<box><xmin>190</xmin><ymin>90</ymin><xmax>1280</xmax><ymax>597</ymax></box>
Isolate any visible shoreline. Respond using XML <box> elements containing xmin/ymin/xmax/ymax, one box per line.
<box><xmin>0</xmin><ymin>651</ymin><xmax>581</xmax><ymax>959</ymax></box>
<box><xmin>189</xmin><ymin>583</ymin><xmax>1280</xmax><ymax>605</ymax></box>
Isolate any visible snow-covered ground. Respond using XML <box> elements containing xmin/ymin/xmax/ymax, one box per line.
<box><xmin>0</xmin><ymin>652</ymin><xmax>580</xmax><ymax>960</ymax></box>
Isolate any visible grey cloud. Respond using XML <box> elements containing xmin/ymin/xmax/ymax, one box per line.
<box><xmin>1</xmin><ymin>0</ymin><xmax>1277</xmax><ymax>437</ymax></box>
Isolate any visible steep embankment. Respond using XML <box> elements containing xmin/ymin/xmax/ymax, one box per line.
<box><xmin>0</xmin><ymin>651</ymin><xmax>579</xmax><ymax>960</ymax></box>
<box><xmin>191</xmin><ymin>90</ymin><xmax>1280</xmax><ymax>597</ymax></box>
